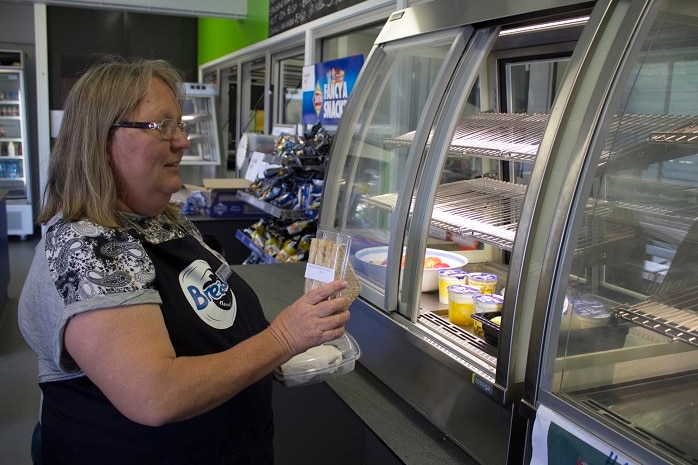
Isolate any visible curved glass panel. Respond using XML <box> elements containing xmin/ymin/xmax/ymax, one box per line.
<box><xmin>550</xmin><ymin>2</ymin><xmax>698</xmax><ymax>462</ymax></box>
<box><xmin>331</xmin><ymin>31</ymin><xmax>461</xmax><ymax>299</ymax></box>
<box><xmin>411</xmin><ymin>29</ymin><xmax>573</xmax><ymax>379</ymax></box>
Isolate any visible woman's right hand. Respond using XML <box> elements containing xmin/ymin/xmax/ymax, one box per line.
<box><xmin>267</xmin><ymin>280</ymin><xmax>350</xmax><ymax>357</ymax></box>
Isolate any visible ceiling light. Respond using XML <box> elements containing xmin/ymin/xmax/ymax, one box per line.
<box><xmin>500</xmin><ymin>16</ymin><xmax>590</xmax><ymax>36</ymax></box>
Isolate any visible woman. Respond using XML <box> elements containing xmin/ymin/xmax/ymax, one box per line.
<box><xmin>18</xmin><ymin>56</ymin><xmax>350</xmax><ymax>465</ymax></box>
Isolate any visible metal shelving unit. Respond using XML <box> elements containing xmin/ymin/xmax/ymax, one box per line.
<box><xmin>234</xmin><ymin>148</ymin><xmax>323</xmax><ymax>262</ymax></box>
<box><xmin>367</xmin><ymin>113</ymin><xmax>698</xmax><ymax>255</ymax></box>
<box><xmin>233</xmin><ymin>229</ymin><xmax>279</xmax><ymax>264</ymax></box>
<box><xmin>235</xmin><ymin>190</ymin><xmax>311</xmax><ymax>220</ymax></box>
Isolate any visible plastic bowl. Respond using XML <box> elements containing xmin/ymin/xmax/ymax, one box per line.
<box><xmin>354</xmin><ymin>246</ymin><xmax>468</xmax><ymax>292</ymax></box>
<box><xmin>471</xmin><ymin>311</ymin><xmax>502</xmax><ymax>346</ymax></box>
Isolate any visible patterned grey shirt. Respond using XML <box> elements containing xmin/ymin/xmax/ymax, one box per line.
<box><xmin>18</xmin><ymin>212</ymin><xmax>205</xmax><ymax>383</ymax></box>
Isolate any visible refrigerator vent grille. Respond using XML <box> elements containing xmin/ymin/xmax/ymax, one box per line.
<box><xmin>7</xmin><ymin>209</ymin><xmax>23</xmax><ymax>231</ymax></box>
<box><xmin>418</xmin><ymin>312</ymin><xmax>497</xmax><ymax>380</ymax></box>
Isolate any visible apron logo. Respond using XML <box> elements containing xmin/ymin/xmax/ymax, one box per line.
<box><xmin>179</xmin><ymin>259</ymin><xmax>236</xmax><ymax>329</ymax></box>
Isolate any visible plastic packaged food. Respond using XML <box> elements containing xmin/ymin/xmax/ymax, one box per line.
<box><xmin>304</xmin><ymin>229</ymin><xmax>352</xmax><ymax>296</ymax></box>
<box><xmin>473</xmin><ymin>293</ymin><xmax>504</xmax><ymax>314</ymax></box>
<box><xmin>447</xmin><ymin>284</ymin><xmax>481</xmax><ymax>325</ymax></box>
<box><xmin>274</xmin><ymin>332</ymin><xmax>361</xmax><ymax>387</ymax></box>
<box><xmin>471</xmin><ymin>311</ymin><xmax>502</xmax><ymax>344</ymax></box>
<box><xmin>467</xmin><ymin>272</ymin><xmax>499</xmax><ymax>294</ymax></box>
<box><xmin>569</xmin><ymin>296</ymin><xmax>610</xmax><ymax>329</ymax></box>
<box><xmin>438</xmin><ymin>269</ymin><xmax>468</xmax><ymax>304</ymax></box>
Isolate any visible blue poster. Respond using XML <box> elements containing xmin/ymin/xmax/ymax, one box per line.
<box><xmin>302</xmin><ymin>55</ymin><xmax>364</xmax><ymax>130</ymax></box>
<box><xmin>531</xmin><ymin>405</ymin><xmax>637</xmax><ymax>465</ymax></box>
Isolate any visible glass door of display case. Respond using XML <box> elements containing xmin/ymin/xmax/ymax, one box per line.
<box><xmin>0</xmin><ymin>68</ymin><xmax>27</xmax><ymax>196</ymax></box>
<box><xmin>272</xmin><ymin>50</ymin><xmax>304</xmax><ymax>129</ymax></box>
<box><xmin>524</xmin><ymin>1</ymin><xmax>698</xmax><ymax>464</ymax></box>
<box><xmin>240</xmin><ymin>58</ymin><xmax>267</xmax><ymax>135</ymax></box>
<box><xmin>0</xmin><ymin>50</ymin><xmax>33</xmax><ymax>237</ymax></box>
<box><xmin>405</xmin><ymin>32</ymin><xmax>579</xmax><ymax>390</ymax></box>
<box><xmin>181</xmin><ymin>82</ymin><xmax>221</xmax><ymax>165</ymax></box>
<box><xmin>321</xmin><ymin>25</ymin><xmax>475</xmax><ymax>311</ymax></box>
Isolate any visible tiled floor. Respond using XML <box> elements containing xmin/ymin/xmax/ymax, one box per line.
<box><xmin>0</xmin><ymin>236</ymin><xmax>41</xmax><ymax>465</ymax></box>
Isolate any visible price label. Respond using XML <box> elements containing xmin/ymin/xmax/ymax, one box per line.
<box><xmin>304</xmin><ymin>263</ymin><xmax>335</xmax><ymax>283</ymax></box>
<box><xmin>244</xmin><ymin>151</ymin><xmax>268</xmax><ymax>182</ymax></box>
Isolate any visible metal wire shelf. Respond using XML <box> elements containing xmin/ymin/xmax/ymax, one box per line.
<box><xmin>648</xmin><ymin>117</ymin><xmax>698</xmax><ymax>144</ymax></box>
<box><xmin>370</xmin><ymin>112</ymin><xmax>698</xmax><ymax>256</ymax></box>
<box><xmin>385</xmin><ymin>113</ymin><xmax>698</xmax><ymax>165</ymax></box>
<box><xmin>361</xmin><ymin>178</ymin><xmax>524</xmax><ymax>250</ymax></box>
<box><xmin>384</xmin><ymin>113</ymin><xmax>548</xmax><ymax>162</ymax></box>
<box><xmin>616</xmin><ymin>287</ymin><xmax>698</xmax><ymax>348</ymax></box>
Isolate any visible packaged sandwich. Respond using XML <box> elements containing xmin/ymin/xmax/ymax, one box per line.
<box><xmin>275</xmin><ymin>229</ymin><xmax>362</xmax><ymax>387</ymax></box>
<box><xmin>304</xmin><ymin>229</ymin><xmax>354</xmax><ymax>299</ymax></box>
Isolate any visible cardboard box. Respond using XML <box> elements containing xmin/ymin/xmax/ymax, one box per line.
<box><xmin>203</xmin><ymin>178</ymin><xmax>266</xmax><ymax>218</ymax></box>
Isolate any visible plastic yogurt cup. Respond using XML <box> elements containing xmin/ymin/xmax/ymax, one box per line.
<box><xmin>467</xmin><ymin>272</ymin><xmax>498</xmax><ymax>294</ymax></box>
<box><xmin>570</xmin><ymin>297</ymin><xmax>609</xmax><ymax>329</ymax></box>
<box><xmin>447</xmin><ymin>285</ymin><xmax>481</xmax><ymax>325</ymax></box>
<box><xmin>438</xmin><ymin>269</ymin><xmax>468</xmax><ymax>304</ymax></box>
<box><xmin>473</xmin><ymin>293</ymin><xmax>504</xmax><ymax>314</ymax></box>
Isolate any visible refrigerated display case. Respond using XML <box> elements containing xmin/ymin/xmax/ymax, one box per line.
<box><xmin>0</xmin><ymin>50</ymin><xmax>33</xmax><ymax>238</ymax></box>
<box><xmin>524</xmin><ymin>1</ymin><xmax>698</xmax><ymax>464</ymax></box>
<box><xmin>317</xmin><ymin>0</ymin><xmax>698</xmax><ymax>464</ymax></box>
<box><xmin>181</xmin><ymin>82</ymin><xmax>222</xmax><ymax>165</ymax></box>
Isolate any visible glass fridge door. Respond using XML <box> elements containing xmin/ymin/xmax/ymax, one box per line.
<box><xmin>182</xmin><ymin>83</ymin><xmax>221</xmax><ymax>165</ymax></box>
<box><xmin>406</xmin><ymin>24</ymin><xmax>579</xmax><ymax>388</ymax></box>
<box><xmin>321</xmin><ymin>26</ymin><xmax>473</xmax><ymax>311</ymax></box>
<box><xmin>532</xmin><ymin>1</ymin><xmax>698</xmax><ymax>464</ymax></box>
<box><xmin>0</xmin><ymin>68</ymin><xmax>28</xmax><ymax>199</ymax></box>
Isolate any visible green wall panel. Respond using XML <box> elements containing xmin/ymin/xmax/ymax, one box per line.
<box><xmin>198</xmin><ymin>1</ymin><xmax>269</xmax><ymax>65</ymax></box>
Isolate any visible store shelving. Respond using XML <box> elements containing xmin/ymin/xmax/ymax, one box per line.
<box><xmin>234</xmin><ymin>229</ymin><xmax>279</xmax><ymax>264</ymax></box>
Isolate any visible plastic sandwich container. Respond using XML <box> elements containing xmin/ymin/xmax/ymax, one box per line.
<box><xmin>274</xmin><ymin>332</ymin><xmax>361</xmax><ymax>387</ymax></box>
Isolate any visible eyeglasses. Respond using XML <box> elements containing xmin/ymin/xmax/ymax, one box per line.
<box><xmin>111</xmin><ymin>119</ymin><xmax>190</xmax><ymax>140</ymax></box>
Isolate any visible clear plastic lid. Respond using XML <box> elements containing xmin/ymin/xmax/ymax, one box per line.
<box><xmin>304</xmin><ymin>229</ymin><xmax>352</xmax><ymax>298</ymax></box>
<box><xmin>274</xmin><ymin>332</ymin><xmax>361</xmax><ymax>387</ymax></box>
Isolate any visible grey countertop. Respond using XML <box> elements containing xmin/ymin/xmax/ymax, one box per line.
<box><xmin>232</xmin><ymin>262</ymin><xmax>478</xmax><ymax>465</ymax></box>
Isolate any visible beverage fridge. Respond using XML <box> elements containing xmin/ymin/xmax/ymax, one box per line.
<box><xmin>318</xmin><ymin>0</ymin><xmax>698</xmax><ymax>464</ymax></box>
<box><xmin>176</xmin><ymin>82</ymin><xmax>224</xmax><ymax>186</ymax></box>
<box><xmin>182</xmin><ymin>82</ymin><xmax>222</xmax><ymax>165</ymax></box>
<box><xmin>0</xmin><ymin>50</ymin><xmax>32</xmax><ymax>238</ymax></box>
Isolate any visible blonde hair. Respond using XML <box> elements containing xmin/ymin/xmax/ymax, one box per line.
<box><xmin>38</xmin><ymin>55</ymin><xmax>185</xmax><ymax>228</ymax></box>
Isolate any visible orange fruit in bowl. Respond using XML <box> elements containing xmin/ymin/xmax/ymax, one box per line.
<box><xmin>424</xmin><ymin>256</ymin><xmax>446</xmax><ymax>269</ymax></box>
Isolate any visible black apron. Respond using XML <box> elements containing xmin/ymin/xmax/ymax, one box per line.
<box><xmin>39</xmin><ymin>228</ymin><xmax>274</xmax><ymax>465</ymax></box>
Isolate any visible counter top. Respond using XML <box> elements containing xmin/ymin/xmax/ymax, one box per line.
<box><xmin>231</xmin><ymin>263</ymin><xmax>478</xmax><ymax>465</ymax></box>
